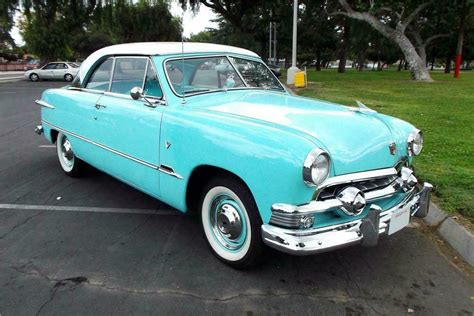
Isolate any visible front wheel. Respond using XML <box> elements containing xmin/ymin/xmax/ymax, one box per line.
<box><xmin>56</xmin><ymin>132</ymin><xmax>85</xmax><ymax>177</ymax></box>
<box><xmin>200</xmin><ymin>176</ymin><xmax>265</xmax><ymax>269</ymax></box>
<box><xmin>29</xmin><ymin>73</ymin><xmax>39</xmax><ymax>82</ymax></box>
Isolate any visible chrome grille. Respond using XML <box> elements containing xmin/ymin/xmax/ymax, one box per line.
<box><xmin>317</xmin><ymin>174</ymin><xmax>398</xmax><ymax>201</ymax></box>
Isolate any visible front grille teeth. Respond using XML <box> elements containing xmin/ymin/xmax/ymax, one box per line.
<box><xmin>317</xmin><ymin>174</ymin><xmax>398</xmax><ymax>201</ymax></box>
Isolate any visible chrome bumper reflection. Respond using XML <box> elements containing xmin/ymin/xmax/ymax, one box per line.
<box><xmin>261</xmin><ymin>182</ymin><xmax>433</xmax><ymax>256</ymax></box>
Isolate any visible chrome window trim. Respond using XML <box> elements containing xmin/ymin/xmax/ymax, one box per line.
<box><xmin>163</xmin><ymin>54</ymin><xmax>286</xmax><ymax>98</ymax></box>
<box><xmin>67</xmin><ymin>87</ymin><xmax>105</xmax><ymax>95</ymax></box>
<box><xmin>35</xmin><ymin>99</ymin><xmax>55</xmax><ymax>109</ymax></box>
<box><xmin>226</xmin><ymin>54</ymin><xmax>249</xmax><ymax>88</ymax></box>
<box><xmin>42</xmin><ymin>120</ymin><xmax>182</xmax><ymax>179</ymax></box>
<box><xmin>142</xmin><ymin>59</ymin><xmax>149</xmax><ymax>91</ymax></box>
<box><xmin>74</xmin><ymin>56</ymin><xmax>166</xmax><ymax>104</ymax></box>
<box><xmin>83</xmin><ymin>57</ymin><xmax>115</xmax><ymax>92</ymax></box>
<box><xmin>108</xmin><ymin>57</ymin><xmax>116</xmax><ymax>91</ymax></box>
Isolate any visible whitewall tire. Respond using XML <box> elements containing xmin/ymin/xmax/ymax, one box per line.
<box><xmin>200</xmin><ymin>176</ymin><xmax>265</xmax><ymax>268</ymax></box>
<box><xmin>56</xmin><ymin>132</ymin><xmax>85</xmax><ymax>177</ymax></box>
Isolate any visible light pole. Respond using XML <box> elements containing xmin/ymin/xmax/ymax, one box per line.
<box><xmin>273</xmin><ymin>23</ymin><xmax>277</xmax><ymax>65</ymax></box>
<box><xmin>269</xmin><ymin>21</ymin><xmax>272</xmax><ymax>63</ymax></box>
<box><xmin>287</xmin><ymin>0</ymin><xmax>299</xmax><ymax>84</ymax></box>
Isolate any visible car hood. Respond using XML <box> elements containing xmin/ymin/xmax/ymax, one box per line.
<box><xmin>194</xmin><ymin>90</ymin><xmax>413</xmax><ymax>175</ymax></box>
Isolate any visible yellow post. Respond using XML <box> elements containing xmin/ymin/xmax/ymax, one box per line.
<box><xmin>294</xmin><ymin>70</ymin><xmax>306</xmax><ymax>88</ymax></box>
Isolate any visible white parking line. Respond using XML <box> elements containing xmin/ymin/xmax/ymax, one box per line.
<box><xmin>0</xmin><ymin>203</ymin><xmax>178</xmax><ymax>216</ymax></box>
<box><xmin>38</xmin><ymin>145</ymin><xmax>56</xmax><ymax>148</ymax></box>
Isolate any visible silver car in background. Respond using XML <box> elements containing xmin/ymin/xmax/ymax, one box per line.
<box><xmin>25</xmin><ymin>62</ymin><xmax>80</xmax><ymax>82</ymax></box>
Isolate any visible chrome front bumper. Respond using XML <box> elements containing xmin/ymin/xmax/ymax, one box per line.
<box><xmin>261</xmin><ymin>182</ymin><xmax>433</xmax><ymax>256</ymax></box>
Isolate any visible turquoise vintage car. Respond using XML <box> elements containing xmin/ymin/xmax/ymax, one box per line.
<box><xmin>35</xmin><ymin>42</ymin><xmax>432</xmax><ymax>268</ymax></box>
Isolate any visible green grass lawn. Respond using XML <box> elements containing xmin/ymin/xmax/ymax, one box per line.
<box><xmin>293</xmin><ymin>69</ymin><xmax>474</xmax><ymax>221</ymax></box>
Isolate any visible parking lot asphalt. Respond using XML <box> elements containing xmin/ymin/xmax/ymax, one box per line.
<box><xmin>0</xmin><ymin>80</ymin><xmax>473</xmax><ymax>315</ymax></box>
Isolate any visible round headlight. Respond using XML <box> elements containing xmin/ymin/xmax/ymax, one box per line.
<box><xmin>407</xmin><ymin>129</ymin><xmax>423</xmax><ymax>156</ymax></box>
<box><xmin>303</xmin><ymin>148</ymin><xmax>331</xmax><ymax>186</ymax></box>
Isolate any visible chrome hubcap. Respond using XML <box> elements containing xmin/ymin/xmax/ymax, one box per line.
<box><xmin>60</xmin><ymin>136</ymin><xmax>74</xmax><ymax>168</ymax></box>
<box><xmin>216</xmin><ymin>203</ymin><xmax>242</xmax><ymax>239</ymax></box>
<box><xmin>210</xmin><ymin>194</ymin><xmax>247</xmax><ymax>251</ymax></box>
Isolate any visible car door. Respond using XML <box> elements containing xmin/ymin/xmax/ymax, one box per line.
<box><xmin>40</xmin><ymin>63</ymin><xmax>56</xmax><ymax>78</ymax></box>
<box><xmin>51</xmin><ymin>63</ymin><xmax>67</xmax><ymax>79</ymax></box>
<box><xmin>92</xmin><ymin>57</ymin><xmax>165</xmax><ymax>198</ymax></box>
<box><xmin>48</xmin><ymin>58</ymin><xmax>114</xmax><ymax>168</ymax></box>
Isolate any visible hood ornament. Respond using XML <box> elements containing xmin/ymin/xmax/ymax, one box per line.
<box><xmin>389</xmin><ymin>141</ymin><xmax>397</xmax><ymax>155</ymax></box>
<box><xmin>355</xmin><ymin>100</ymin><xmax>377</xmax><ymax>113</ymax></box>
<box><xmin>348</xmin><ymin>100</ymin><xmax>377</xmax><ymax>113</ymax></box>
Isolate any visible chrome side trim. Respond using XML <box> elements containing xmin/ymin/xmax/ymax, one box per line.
<box><xmin>158</xmin><ymin>165</ymin><xmax>184</xmax><ymax>179</ymax></box>
<box><xmin>35</xmin><ymin>99</ymin><xmax>55</xmax><ymax>109</ymax></box>
<box><xmin>42</xmin><ymin>120</ymin><xmax>157</xmax><ymax>169</ymax></box>
<box><xmin>42</xmin><ymin>120</ymin><xmax>183</xmax><ymax>180</ymax></box>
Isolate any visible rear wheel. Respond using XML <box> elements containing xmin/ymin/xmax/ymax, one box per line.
<box><xmin>64</xmin><ymin>73</ymin><xmax>73</xmax><ymax>82</ymax></box>
<box><xmin>29</xmin><ymin>73</ymin><xmax>39</xmax><ymax>82</ymax></box>
<box><xmin>56</xmin><ymin>132</ymin><xmax>85</xmax><ymax>177</ymax></box>
<box><xmin>200</xmin><ymin>176</ymin><xmax>265</xmax><ymax>269</ymax></box>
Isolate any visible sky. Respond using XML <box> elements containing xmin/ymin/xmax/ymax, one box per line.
<box><xmin>10</xmin><ymin>1</ymin><xmax>218</xmax><ymax>46</ymax></box>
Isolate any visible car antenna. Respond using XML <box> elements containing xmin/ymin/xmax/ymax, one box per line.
<box><xmin>180</xmin><ymin>8</ymin><xmax>186</xmax><ymax>105</ymax></box>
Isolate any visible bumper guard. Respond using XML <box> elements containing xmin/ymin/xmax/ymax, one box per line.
<box><xmin>261</xmin><ymin>182</ymin><xmax>433</xmax><ymax>256</ymax></box>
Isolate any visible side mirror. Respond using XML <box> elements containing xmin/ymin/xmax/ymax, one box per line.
<box><xmin>130</xmin><ymin>86</ymin><xmax>144</xmax><ymax>100</ymax></box>
<box><xmin>130</xmin><ymin>86</ymin><xmax>165</xmax><ymax>108</ymax></box>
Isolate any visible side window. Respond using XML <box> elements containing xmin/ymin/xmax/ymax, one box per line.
<box><xmin>143</xmin><ymin>60</ymin><xmax>163</xmax><ymax>99</ymax></box>
<box><xmin>85</xmin><ymin>58</ymin><xmax>113</xmax><ymax>91</ymax></box>
<box><xmin>58</xmin><ymin>63</ymin><xmax>67</xmax><ymax>69</ymax></box>
<box><xmin>43</xmin><ymin>63</ymin><xmax>56</xmax><ymax>70</ymax></box>
<box><xmin>110</xmin><ymin>58</ymin><xmax>147</xmax><ymax>95</ymax></box>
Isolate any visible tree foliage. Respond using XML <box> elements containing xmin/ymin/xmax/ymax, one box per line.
<box><xmin>0</xmin><ymin>0</ymin><xmax>18</xmax><ymax>49</ymax></box>
<box><xmin>20</xmin><ymin>0</ymin><xmax>181</xmax><ymax>62</ymax></box>
<box><xmin>3</xmin><ymin>0</ymin><xmax>472</xmax><ymax>79</ymax></box>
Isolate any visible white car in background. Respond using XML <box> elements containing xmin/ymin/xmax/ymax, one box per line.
<box><xmin>25</xmin><ymin>62</ymin><xmax>80</xmax><ymax>82</ymax></box>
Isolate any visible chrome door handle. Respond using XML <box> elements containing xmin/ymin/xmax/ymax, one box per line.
<box><xmin>95</xmin><ymin>103</ymin><xmax>106</xmax><ymax>109</ymax></box>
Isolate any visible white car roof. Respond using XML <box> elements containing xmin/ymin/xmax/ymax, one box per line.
<box><xmin>78</xmin><ymin>42</ymin><xmax>259</xmax><ymax>83</ymax></box>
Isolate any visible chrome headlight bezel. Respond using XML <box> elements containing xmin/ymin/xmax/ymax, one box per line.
<box><xmin>303</xmin><ymin>148</ymin><xmax>331</xmax><ymax>187</ymax></box>
<box><xmin>407</xmin><ymin>129</ymin><xmax>423</xmax><ymax>156</ymax></box>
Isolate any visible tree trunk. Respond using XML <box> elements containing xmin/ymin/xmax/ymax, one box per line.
<box><xmin>357</xmin><ymin>53</ymin><xmax>365</xmax><ymax>71</ymax></box>
<box><xmin>454</xmin><ymin>0</ymin><xmax>468</xmax><ymax>78</ymax></box>
<box><xmin>316</xmin><ymin>47</ymin><xmax>322</xmax><ymax>71</ymax></box>
<box><xmin>398</xmin><ymin>58</ymin><xmax>404</xmax><ymax>71</ymax></box>
<box><xmin>445</xmin><ymin>53</ymin><xmax>452</xmax><ymax>73</ymax></box>
<box><xmin>392</xmin><ymin>33</ymin><xmax>433</xmax><ymax>81</ymax></box>
<box><xmin>334</xmin><ymin>1</ymin><xmax>433</xmax><ymax>81</ymax></box>
<box><xmin>338</xmin><ymin>20</ymin><xmax>350</xmax><ymax>73</ymax></box>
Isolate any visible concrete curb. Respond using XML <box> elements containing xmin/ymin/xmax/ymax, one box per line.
<box><xmin>0</xmin><ymin>77</ymin><xmax>24</xmax><ymax>83</ymax></box>
<box><xmin>425</xmin><ymin>202</ymin><xmax>474</xmax><ymax>267</ymax></box>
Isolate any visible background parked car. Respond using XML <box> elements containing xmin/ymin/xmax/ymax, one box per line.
<box><xmin>268</xmin><ymin>63</ymin><xmax>281</xmax><ymax>77</ymax></box>
<box><xmin>25</xmin><ymin>62</ymin><xmax>80</xmax><ymax>82</ymax></box>
<box><xmin>23</xmin><ymin>59</ymin><xmax>40</xmax><ymax>71</ymax></box>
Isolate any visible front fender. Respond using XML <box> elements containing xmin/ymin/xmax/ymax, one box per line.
<box><xmin>158</xmin><ymin>107</ymin><xmax>318</xmax><ymax>224</ymax></box>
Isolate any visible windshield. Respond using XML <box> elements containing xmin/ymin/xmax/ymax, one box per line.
<box><xmin>68</xmin><ymin>63</ymin><xmax>80</xmax><ymax>68</ymax></box>
<box><xmin>228</xmin><ymin>57</ymin><xmax>283</xmax><ymax>90</ymax></box>
<box><xmin>165</xmin><ymin>56</ymin><xmax>284</xmax><ymax>96</ymax></box>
